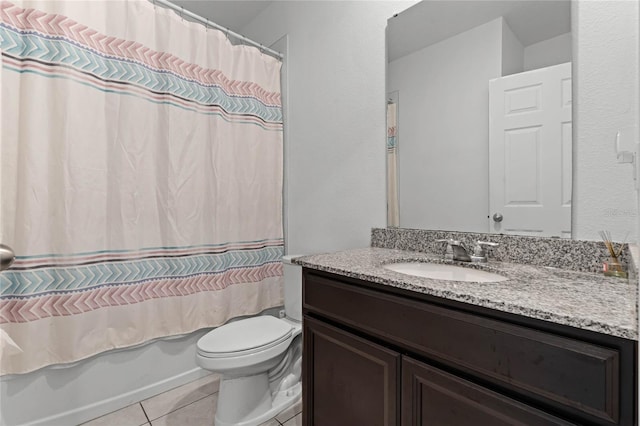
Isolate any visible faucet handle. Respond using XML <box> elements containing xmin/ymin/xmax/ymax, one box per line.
<box><xmin>436</xmin><ymin>238</ymin><xmax>461</xmax><ymax>245</ymax></box>
<box><xmin>471</xmin><ymin>241</ymin><xmax>498</xmax><ymax>263</ymax></box>
<box><xmin>477</xmin><ymin>241</ymin><xmax>498</xmax><ymax>248</ymax></box>
<box><xmin>435</xmin><ymin>239</ymin><xmax>456</xmax><ymax>260</ymax></box>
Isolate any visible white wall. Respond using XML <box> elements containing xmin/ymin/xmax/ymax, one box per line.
<box><xmin>241</xmin><ymin>1</ymin><xmax>417</xmax><ymax>255</ymax></box>
<box><xmin>387</xmin><ymin>18</ymin><xmax>502</xmax><ymax>232</ymax></box>
<box><xmin>572</xmin><ymin>0</ymin><xmax>639</xmax><ymax>242</ymax></box>
<box><xmin>501</xmin><ymin>19</ymin><xmax>524</xmax><ymax>76</ymax></box>
<box><xmin>524</xmin><ymin>32</ymin><xmax>572</xmax><ymax>72</ymax></box>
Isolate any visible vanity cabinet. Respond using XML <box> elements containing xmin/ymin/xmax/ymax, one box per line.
<box><xmin>301</xmin><ymin>269</ymin><xmax>637</xmax><ymax>426</ymax></box>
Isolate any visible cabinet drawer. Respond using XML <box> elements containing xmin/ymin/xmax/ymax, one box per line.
<box><xmin>402</xmin><ymin>356</ymin><xmax>575</xmax><ymax>426</ymax></box>
<box><xmin>304</xmin><ymin>272</ymin><xmax>621</xmax><ymax>424</ymax></box>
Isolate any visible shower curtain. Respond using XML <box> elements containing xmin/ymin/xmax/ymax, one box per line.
<box><xmin>0</xmin><ymin>0</ymin><xmax>284</xmax><ymax>375</ymax></box>
<box><xmin>387</xmin><ymin>101</ymin><xmax>399</xmax><ymax>227</ymax></box>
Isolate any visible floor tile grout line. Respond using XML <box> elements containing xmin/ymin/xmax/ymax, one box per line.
<box><xmin>278</xmin><ymin>415</ymin><xmax>293</xmax><ymax>424</ymax></box>
<box><xmin>140</xmin><ymin>402</ymin><xmax>151</xmax><ymax>424</ymax></box>
<box><xmin>278</xmin><ymin>407</ymin><xmax>303</xmax><ymax>424</ymax></box>
<box><xmin>141</xmin><ymin>376</ymin><xmax>219</xmax><ymax>420</ymax></box>
<box><xmin>138</xmin><ymin>376</ymin><xmax>217</xmax><ymax>421</ymax></box>
<box><xmin>147</xmin><ymin>391</ymin><xmax>218</xmax><ymax>422</ymax></box>
<box><xmin>86</xmin><ymin>376</ymin><xmax>293</xmax><ymax>426</ymax></box>
<box><xmin>205</xmin><ymin>375</ymin><xmax>220</xmax><ymax>396</ymax></box>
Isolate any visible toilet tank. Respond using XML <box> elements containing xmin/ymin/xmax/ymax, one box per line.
<box><xmin>282</xmin><ymin>255</ymin><xmax>303</xmax><ymax>322</ymax></box>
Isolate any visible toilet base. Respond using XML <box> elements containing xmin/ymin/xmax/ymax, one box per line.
<box><xmin>214</xmin><ymin>374</ymin><xmax>301</xmax><ymax>426</ymax></box>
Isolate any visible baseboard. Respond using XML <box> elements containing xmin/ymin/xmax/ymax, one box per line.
<box><xmin>25</xmin><ymin>367</ymin><xmax>210</xmax><ymax>426</ymax></box>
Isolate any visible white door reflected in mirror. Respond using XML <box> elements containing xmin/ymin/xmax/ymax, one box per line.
<box><xmin>489</xmin><ymin>62</ymin><xmax>572</xmax><ymax>238</ymax></box>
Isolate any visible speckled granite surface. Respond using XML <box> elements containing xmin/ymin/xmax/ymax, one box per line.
<box><xmin>629</xmin><ymin>244</ymin><xmax>639</xmax><ymax>283</ymax></box>
<box><xmin>371</xmin><ymin>228</ymin><xmax>630</xmax><ymax>273</ymax></box>
<box><xmin>294</xmin><ymin>247</ymin><xmax>638</xmax><ymax>340</ymax></box>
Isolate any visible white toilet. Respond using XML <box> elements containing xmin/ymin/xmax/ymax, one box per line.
<box><xmin>196</xmin><ymin>255</ymin><xmax>303</xmax><ymax>426</ymax></box>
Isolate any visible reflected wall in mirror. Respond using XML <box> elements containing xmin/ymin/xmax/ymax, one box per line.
<box><xmin>386</xmin><ymin>0</ymin><xmax>572</xmax><ymax>237</ymax></box>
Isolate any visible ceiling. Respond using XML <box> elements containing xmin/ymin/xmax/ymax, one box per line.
<box><xmin>169</xmin><ymin>0</ymin><xmax>273</xmax><ymax>33</ymax></box>
<box><xmin>167</xmin><ymin>1</ymin><xmax>571</xmax><ymax>62</ymax></box>
<box><xmin>388</xmin><ymin>0</ymin><xmax>571</xmax><ymax>62</ymax></box>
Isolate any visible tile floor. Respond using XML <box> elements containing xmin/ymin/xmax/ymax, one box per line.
<box><xmin>80</xmin><ymin>374</ymin><xmax>302</xmax><ymax>426</ymax></box>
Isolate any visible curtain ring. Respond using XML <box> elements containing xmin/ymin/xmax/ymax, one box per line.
<box><xmin>180</xmin><ymin>6</ymin><xmax>184</xmax><ymax>21</ymax></box>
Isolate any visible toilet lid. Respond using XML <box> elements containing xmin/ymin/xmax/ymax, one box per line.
<box><xmin>197</xmin><ymin>316</ymin><xmax>293</xmax><ymax>355</ymax></box>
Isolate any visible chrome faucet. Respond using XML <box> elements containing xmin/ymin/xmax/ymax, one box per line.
<box><xmin>436</xmin><ymin>239</ymin><xmax>471</xmax><ymax>262</ymax></box>
<box><xmin>436</xmin><ymin>239</ymin><xmax>499</xmax><ymax>263</ymax></box>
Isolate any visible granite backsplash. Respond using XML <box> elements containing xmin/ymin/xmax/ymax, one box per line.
<box><xmin>371</xmin><ymin>227</ymin><xmax>632</xmax><ymax>274</ymax></box>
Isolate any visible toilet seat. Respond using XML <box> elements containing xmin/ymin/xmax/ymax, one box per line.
<box><xmin>197</xmin><ymin>316</ymin><xmax>293</xmax><ymax>358</ymax></box>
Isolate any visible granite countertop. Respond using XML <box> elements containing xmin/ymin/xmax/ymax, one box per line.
<box><xmin>294</xmin><ymin>247</ymin><xmax>638</xmax><ymax>341</ymax></box>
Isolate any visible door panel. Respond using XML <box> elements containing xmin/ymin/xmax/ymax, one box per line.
<box><xmin>401</xmin><ymin>357</ymin><xmax>576</xmax><ymax>426</ymax></box>
<box><xmin>303</xmin><ymin>316</ymin><xmax>400</xmax><ymax>426</ymax></box>
<box><xmin>504</xmin><ymin>126</ymin><xmax>542</xmax><ymax>205</ymax></box>
<box><xmin>489</xmin><ymin>62</ymin><xmax>571</xmax><ymax>237</ymax></box>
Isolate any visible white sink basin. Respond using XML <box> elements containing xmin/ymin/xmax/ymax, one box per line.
<box><xmin>383</xmin><ymin>262</ymin><xmax>508</xmax><ymax>283</ymax></box>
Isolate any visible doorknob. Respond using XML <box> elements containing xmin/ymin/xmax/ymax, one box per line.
<box><xmin>492</xmin><ymin>213</ymin><xmax>503</xmax><ymax>223</ymax></box>
<box><xmin>0</xmin><ymin>244</ymin><xmax>15</xmax><ymax>271</ymax></box>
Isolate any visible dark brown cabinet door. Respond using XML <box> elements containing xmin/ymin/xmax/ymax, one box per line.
<box><xmin>303</xmin><ymin>316</ymin><xmax>400</xmax><ymax>426</ymax></box>
<box><xmin>401</xmin><ymin>357</ymin><xmax>576</xmax><ymax>426</ymax></box>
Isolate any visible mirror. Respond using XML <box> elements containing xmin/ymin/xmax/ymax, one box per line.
<box><xmin>386</xmin><ymin>0</ymin><xmax>572</xmax><ymax>237</ymax></box>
